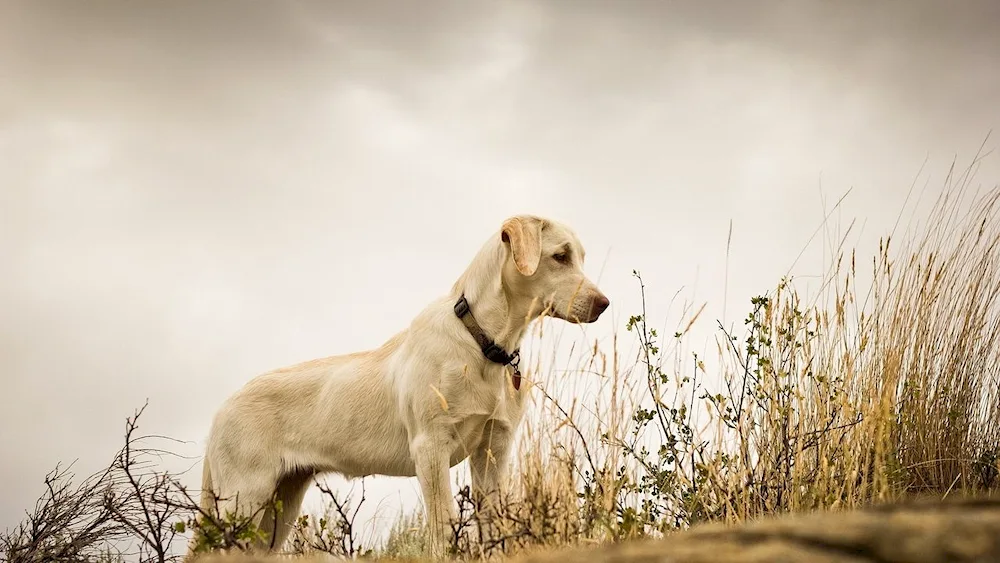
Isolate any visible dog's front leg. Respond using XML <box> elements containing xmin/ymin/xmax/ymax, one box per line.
<box><xmin>412</xmin><ymin>430</ymin><xmax>458</xmax><ymax>557</ymax></box>
<box><xmin>470</xmin><ymin>420</ymin><xmax>514</xmax><ymax>545</ymax></box>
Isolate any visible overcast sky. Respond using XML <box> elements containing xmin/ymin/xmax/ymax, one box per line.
<box><xmin>2</xmin><ymin>0</ymin><xmax>999</xmax><ymax>545</ymax></box>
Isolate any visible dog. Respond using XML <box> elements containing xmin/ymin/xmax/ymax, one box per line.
<box><xmin>185</xmin><ymin>214</ymin><xmax>610</xmax><ymax>559</ymax></box>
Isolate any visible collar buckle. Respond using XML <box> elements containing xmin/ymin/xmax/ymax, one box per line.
<box><xmin>482</xmin><ymin>342</ymin><xmax>510</xmax><ymax>365</ymax></box>
<box><xmin>453</xmin><ymin>295</ymin><xmax>471</xmax><ymax>318</ymax></box>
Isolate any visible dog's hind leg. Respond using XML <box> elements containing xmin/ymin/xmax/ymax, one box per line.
<box><xmin>183</xmin><ymin>461</ymin><xmax>219</xmax><ymax>562</ymax></box>
<box><xmin>258</xmin><ymin>469</ymin><xmax>314</xmax><ymax>552</ymax></box>
<box><xmin>207</xmin><ymin>456</ymin><xmax>284</xmax><ymax>553</ymax></box>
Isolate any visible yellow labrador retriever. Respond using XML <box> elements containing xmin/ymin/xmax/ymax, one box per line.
<box><xmin>186</xmin><ymin>214</ymin><xmax>609</xmax><ymax>559</ymax></box>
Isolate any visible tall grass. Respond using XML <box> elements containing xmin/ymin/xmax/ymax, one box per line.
<box><xmin>370</xmin><ymin>158</ymin><xmax>1000</xmax><ymax>559</ymax></box>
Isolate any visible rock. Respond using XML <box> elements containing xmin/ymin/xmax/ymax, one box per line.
<box><xmin>517</xmin><ymin>495</ymin><xmax>1000</xmax><ymax>563</ymax></box>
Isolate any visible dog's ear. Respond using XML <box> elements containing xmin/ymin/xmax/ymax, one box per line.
<box><xmin>501</xmin><ymin>216</ymin><xmax>542</xmax><ymax>276</ymax></box>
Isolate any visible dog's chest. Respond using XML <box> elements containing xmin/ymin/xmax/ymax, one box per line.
<box><xmin>449</xmin><ymin>365</ymin><xmax>525</xmax><ymax>436</ymax></box>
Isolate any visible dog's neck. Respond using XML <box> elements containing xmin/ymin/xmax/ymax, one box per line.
<box><xmin>451</xmin><ymin>236</ymin><xmax>537</xmax><ymax>354</ymax></box>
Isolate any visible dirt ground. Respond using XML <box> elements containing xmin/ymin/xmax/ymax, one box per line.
<box><xmin>195</xmin><ymin>494</ymin><xmax>1000</xmax><ymax>563</ymax></box>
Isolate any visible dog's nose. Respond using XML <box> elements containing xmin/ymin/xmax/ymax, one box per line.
<box><xmin>591</xmin><ymin>294</ymin><xmax>610</xmax><ymax>317</ymax></box>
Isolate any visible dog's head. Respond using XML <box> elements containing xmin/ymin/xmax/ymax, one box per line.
<box><xmin>499</xmin><ymin>214</ymin><xmax>610</xmax><ymax>324</ymax></box>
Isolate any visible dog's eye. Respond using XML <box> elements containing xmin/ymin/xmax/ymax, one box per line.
<box><xmin>553</xmin><ymin>252</ymin><xmax>569</xmax><ymax>264</ymax></box>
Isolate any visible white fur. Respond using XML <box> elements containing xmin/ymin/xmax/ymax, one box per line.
<box><xmin>185</xmin><ymin>214</ymin><xmax>609</xmax><ymax>559</ymax></box>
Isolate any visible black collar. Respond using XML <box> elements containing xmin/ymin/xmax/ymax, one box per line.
<box><xmin>453</xmin><ymin>294</ymin><xmax>522</xmax><ymax>390</ymax></box>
